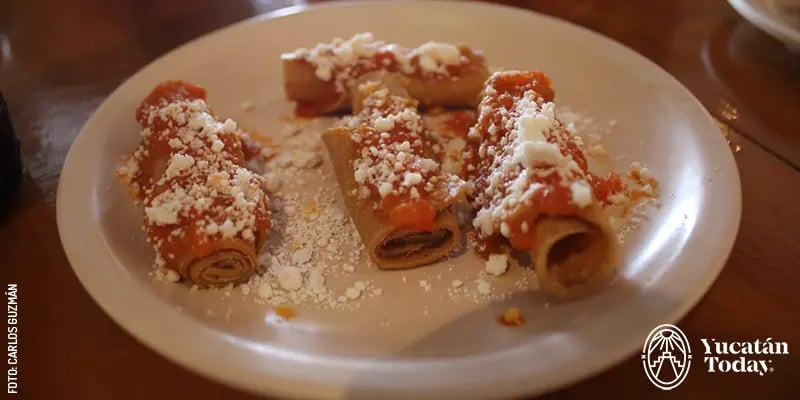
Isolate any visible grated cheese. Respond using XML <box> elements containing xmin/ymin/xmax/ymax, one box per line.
<box><xmin>467</xmin><ymin>71</ymin><xmax>594</xmax><ymax>242</ymax></box>
<box><xmin>485</xmin><ymin>254</ymin><xmax>509</xmax><ymax>276</ymax></box>
<box><xmin>282</xmin><ymin>33</ymin><xmax>470</xmax><ymax>95</ymax></box>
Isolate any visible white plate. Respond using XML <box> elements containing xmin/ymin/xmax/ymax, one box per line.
<box><xmin>56</xmin><ymin>1</ymin><xmax>741</xmax><ymax>399</ymax></box>
<box><xmin>728</xmin><ymin>0</ymin><xmax>800</xmax><ymax>50</ymax></box>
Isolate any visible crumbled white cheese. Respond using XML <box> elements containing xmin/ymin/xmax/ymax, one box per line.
<box><xmin>513</xmin><ymin>141</ymin><xmax>563</xmax><ymax>167</ymax></box>
<box><xmin>205</xmin><ymin>222</ymin><xmax>219</xmax><ymax>235</ymax></box>
<box><xmin>168</xmin><ymin>138</ymin><xmax>184</xmax><ymax>149</ymax></box>
<box><xmin>278</xmin><ymin>267</ymin><xmax>303</xmax><ymax>291</ymax></box>
<box><xmin>219</xmin><ymin>219</ymin><xmax>237</xmax><ymax>239</ymax></box>
<box><xmin>263</xmin><ymin>172</ymin><xmax>282</xmax><ymax>192</ymax></box>
<box><xmin>291</xmin><ymin>247</ymin><xmax>313</xmax><ymax>265</ymax></box>
<box><xmin>402</xmin><ymin>172</ymin><xmax>422</xmax><ymax>186</ymax></box>
<box><xmin>486</xmin><ymin>254</ymin><xmax>509</xmax><ymax>276</ymax></box>
<box><xmin>415</xmin><ymin>42</ymin><xmax>462</xmax><ymax>73</ymax></box>
<box><xmin>570</xmin><ymin>181</ymin><xmax>592</xmax><ymax>208</ymax></box>
<box><xmin>373</xmin><ymin>117</ymin><xmax>395</xmax><ymax>132</ymax></box>
<box><xmin>378</xmin><ymin>182</ymin><xmax>393</xmax><ymax>198</ymax></box>
<box><xmin>257</xmin><ymin>282</ymin><xmax>273</xmax><ymax>300</ymax></box>
<box><xmin>163</xmin><ymin>269</ymin><xmax>180</xmax><ymax>283</ymax></box>
<box><xmin>419</xmin><ymin>280</ymin><xmax>432</xmax><ymax>292</ymax></box>
<box><xmin>476</xmin><ymin>279</ymin><xmax>492</xmax><ymax>295</ymax></box>
<box><xmin>222</xmin><ymin>118</ymin><xmax>237</xmax><ymax>132</ymax></box>
<box><xmin>500</xmin><ymin>222</ymin><xmax>511</xmax><ymax>238</ymax></box>
<box><xmin>345</xmin><ymin>286</ymin><xmax>362</xmax><ymax>300</ymax></box>
<box><xmin>144</xmin><ymin>200</ymin><xmax>180</xmax><ymax>226</ymax></box>
<box><xmin>517</xmin><ymin>105</ymin><xmax>555</xmax><ymax>142</ymax></box>
<box><xmin>164</xmin><ymin>153</ymin><xmax>195</xmax><ymax>179</ymax></box>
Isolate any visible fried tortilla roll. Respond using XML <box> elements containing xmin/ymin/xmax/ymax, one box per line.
<box><xmin>281</xmin><ymin>32</ymin><xmax>488</xmax><ymax>116</ymax></box>
<box><xmin>466</xmin><ymin>71</ymin><xmax>619</xmax><ymax>297</ymax></box>
<box><xmin>117</xmin><ymin>81</ymin><xmax>271</xmax><ymax>287</ymax></box>
<box><xmin>323</xmin><ymin>79</ymin><xmax>466</xmax><ymax>269</ymax></box>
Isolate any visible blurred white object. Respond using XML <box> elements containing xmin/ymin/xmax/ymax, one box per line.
<box><xmin>728</xmin><ymin>0</ymin><xmax>800</xmax><ymax>51</ymax></box>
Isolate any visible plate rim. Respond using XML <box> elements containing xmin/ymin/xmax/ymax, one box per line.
<box><xmin>728</xmin><ymin>0</ymin><xmax>800</xmax><ymax>48</ymax></box>
<box><xmin>56</xmin><ymin>1</ymin><xmax>743</xmax><ymax>398</ymax></box>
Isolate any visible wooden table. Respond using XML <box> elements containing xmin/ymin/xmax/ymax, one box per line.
<box><xmin>1</xmin><ymin>0</ymin><xmax>798</xmax><ymax>398</ymax></box>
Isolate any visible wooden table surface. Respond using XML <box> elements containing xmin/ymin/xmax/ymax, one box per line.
<box><xmin>1</xmin><ymin>0</ymin><xmax>798</xmax><ymax>398</ymax></box>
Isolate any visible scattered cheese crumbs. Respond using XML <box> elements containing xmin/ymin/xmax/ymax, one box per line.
<box><xmin>164</xmin><ymin>269</ymin><xmax>180</xmax><ymax>283</ymax></box>
<box><xmin>151</xmin><ymin>268</ymin><xmax>180</xmax><ymax>283</ymax></box>
<box><xmin>291</xmin><ymin>247</ymin><xmax>313</xmax><ymax>265</ymax></box>
<box><xmin>513</xmin><ymin>141</ymin><xmax>562</xmax><ymax>167</ymax></box>
<box><xmin>485</xmin><ymin>254</ymin><xmax>509</xmax><ymax>276</ymax></box>
<box><xmin>168</xmin><ymin>138</ymin><xmax>184</xmax><ymax>149</ymax></box>
<box><xmin>416</xmin><ymin>41</ymin><xmax>462</xmax><ymax>73</ymax></box>
<box><xmin>144</xmin><ymin>204</ymin><xmax>178</xmax><ymax>226</ymax></box>
<box><xmin>164</xmin><ymin>153</ymin><xmax>195</xmax><ymax>179</ymax></box>
<box><xmin>210</xmin><ymin>139</ymin><xmax>225</xmax><ymax>152</ymax></box>
<box><xmin>282</xmin><ymin>33</ymin><xmax>469</xmax><ymax>93</ymax></box>
<box><xmin>263</xmin><ymin>172</ymin><xmax>283</xmax><ymax>192</ymax></box>
<box><xmin>219</xmin><ymin>219</ymin><xmax>237</xmax><ymax>239</ymax></box>
<box><xmin>258</xmin><ymin>282</ymin><xmax>272</xmax><ymax>300</ymax></box>
<box><xmin>378</xmin><ymin>182</ymin><xmax>393</xmax><ymax>198</ymax></box>
<box><xmin>345</xmin><ymin>83</ymin><xmax>464</xmax><ymax>208</ymax></box>
<box><xmin>570</xmin><ymin>181</ymin><xmax>592</xmax><ymax>208</ymax></box>
<box><xmin>476</xmin><ymin>279</ymin><xmax>492</xmax><ymax>295</ymax></box>
<box><xmin>345</xmin><ymin>286</ymin><xmax>362</xmax><ymax>300</ymax></box>
<box><xmin>419</xmin><ymin>280</ymin><xmax>432</xmax><ymax>292</ymax></box>
<box><xmin>451</xmin><ymin>279</ymin><xmax>463</xmax><ymax>288</ymax></box>
<box><xmin>278</xmin><ymin>267</ymin><xmax>303</xmax><ymax>291</ymax></box>
<box><xmin>500</xmin><ymin>222</ymin><xmax>511</xmax><ymax>238</ymax></box>
<box><xmin>373</xmin><ymin>117</ymin><xmax>395</xmax><ymax>132</ymax></box>
<box><xmin>219</xmin><ymin>120</ymin><xmax>373</xmax><ymax>310</ymax></box>
<box><xmin>402</xmin><ymin>172</ymin><xmax>422</xmax><ymax>186</ymax></box>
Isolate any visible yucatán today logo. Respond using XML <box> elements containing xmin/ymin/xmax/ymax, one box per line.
<box><xmin>642</xmin><ymin>324</ymin><xmax>692</xmax><ymax>390</ymax></box>
<box><xmin>642</xmin><ymin>324</ymin><xmax>790</xmax><ymax>390</ymax></box>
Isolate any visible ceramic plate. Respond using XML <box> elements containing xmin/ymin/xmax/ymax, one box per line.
<box><xmin>728</xmin><ymin>0</ymin><xmax>800</xmax><ymax>50</ymax></box>
<box><xmin>57</xmin><ymin>1</ymin><xmax>741</xmax><ymax>398</ymax></box>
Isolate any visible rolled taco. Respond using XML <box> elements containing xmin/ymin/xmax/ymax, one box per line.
<box><xmin>281</xmin><ymin>32</ymin><xmax>488</xmax><ymax>116</ymax></box>
<box><xmin>117</xmin><ymin>81</ymin><xmax>271</xmax><ymax>287</ymax></box>
<box><xmin>466</xmin><ymin>70</ymin><xmax>619</xmax><ymax>297</ymax></box>
<box><xmin>323</xmin><ymin>77</ymin><xmax>466</xmax><ymax>269</ymax></box>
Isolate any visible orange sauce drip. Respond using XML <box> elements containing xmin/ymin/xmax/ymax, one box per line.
<box><xmin>274</xmin><ymin>306</ymin><xmax>296</xmax><ymax>320</ymax></box>
<box><xmin>389</xmin><ymin>199</ymin><xmax>437</xmax><ymax>231</ymax></box>
<box><xmin>497</xmin><ymin>307</ymin><xmax>525</xmax><ymax>327</ymax></box>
